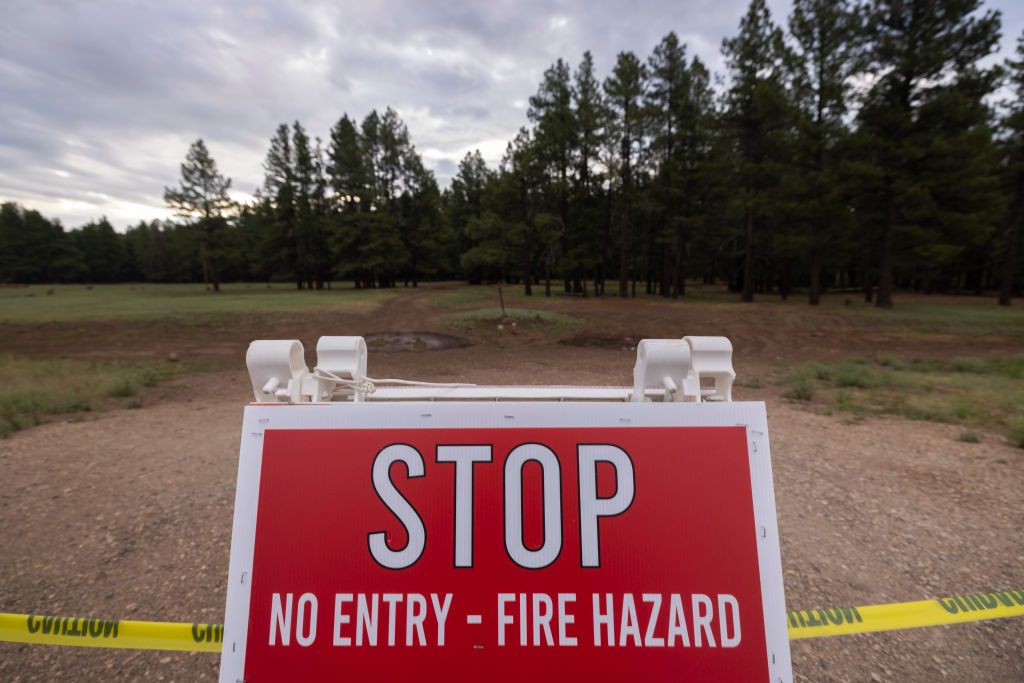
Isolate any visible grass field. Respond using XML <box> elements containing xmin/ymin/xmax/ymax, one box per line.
<box><xmin>0</xmin><ymin>283</ymin><xmax>397</xmax><ymax>323</ymax></box>
<box><xmin>0</xmin><ymin>354</ymin><xmax>184</xmax><ymax>437</ymax></box>
<box><xmin>445</xmin><ymin>306</ymin><xmax>585</xmax><ymax>337</ymax></box>
<box><xmin>782</xmin><ymin>356</ymin><xmax>1024</xmax><ymax>447</ymax></box>
<box><xmin>2</xmin><ymin>282</ymin><xmax>1023</xmax><ymax>443</ymax></box>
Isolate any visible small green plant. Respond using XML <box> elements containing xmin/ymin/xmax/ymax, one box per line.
<box><xmin>784</xmin><ymin>374</ymin><xmax>816</xmax><ymax>401</ymax></box>
<box><xmin>1008</xmin><ymin>418</ymin><xmax>1024</xmax><ymax>449</ymax></box>
<box><xmin>950</xmin><ymin>357</ymin><xmax>989</xmax><ymax>374</ymax></box>
<box><xmin>445</xmin><ymin>307</ymin><xmax>584</xmax><ymax>337</ymax></box>
<box><xmin>105</xmin><ymin>377</ymin><xmax>141</xmax><ymax>398</ymax></box>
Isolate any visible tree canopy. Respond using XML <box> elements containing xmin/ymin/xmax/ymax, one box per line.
<box><xmin>4</xmin><ymin>0</ymin><xmax>1022</xmax><ymax>305</ymax></box>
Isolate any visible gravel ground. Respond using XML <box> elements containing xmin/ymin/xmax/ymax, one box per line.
<box><xmin>1</xmin><ymin>361</ymin><xmax>1020</xmax><ymax>682</ymax></box>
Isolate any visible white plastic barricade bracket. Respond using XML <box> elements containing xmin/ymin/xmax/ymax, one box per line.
<box><xmin>685</xmin><ymin>335</ymin><xmax>736</xmax><ymax>402</ymax></box>
<box><xmin>630</xmin><ymin>339</ymin><xmax>699</xmax><ymax>402</ymax></box>
<box><xmin>245</xmin><ymin>340</ymin><xmax>308</xmax><ymax>403</ymax></box>
<box><xmin>245</xmin><ymin>335</ymin><xmax>736</xmax><ymax>405</ymax></box>
<box><xmin>314</xmin><ymin>336</ymin><xmax>369</xmax><ymax>402</ymax></box>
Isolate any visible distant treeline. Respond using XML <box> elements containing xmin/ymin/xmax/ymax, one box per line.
<box><xmin>2</xmin><ymin>0</ymin><xmax>1023</xmax><ymax>307</ymax></box>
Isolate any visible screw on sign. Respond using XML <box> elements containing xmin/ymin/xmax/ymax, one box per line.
<box><xmin>219</xmin><ymin>403</ymin><xmax>792</xmax><ymax>682</ymax></box>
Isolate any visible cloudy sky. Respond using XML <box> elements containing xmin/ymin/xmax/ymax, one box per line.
<box><xmin>2</xmin><ymin>0</ymin><xmax>1022</xmax><ymax>229</ymax></box>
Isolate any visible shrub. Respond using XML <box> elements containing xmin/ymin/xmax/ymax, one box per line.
<box><xmin>1008</xmin><ymin>418</ymin><xmax>1024</xmax><ymax>449</ymax></box>
<box><xmin>784</xmin><ymin>374</ymin><xmax>816</xmax><ymax>401</ymax></box>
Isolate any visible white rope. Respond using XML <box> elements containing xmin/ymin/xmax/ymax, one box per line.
<box><xmin>312</xmin><ymin>368</ymin><xmax>477</xmax><ymax>396</ymax></box>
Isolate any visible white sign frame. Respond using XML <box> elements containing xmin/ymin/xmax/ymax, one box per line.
<box><xmin>219</xmin><ymin>400</ymin><xmax>792</xmax><ymax>682</ymax></box>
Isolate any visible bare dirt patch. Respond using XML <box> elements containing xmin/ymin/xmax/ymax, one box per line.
<box><xmin>363</xmin><ymin>331</ymin><xmax>470</xmax><ymax>352</ymax></box>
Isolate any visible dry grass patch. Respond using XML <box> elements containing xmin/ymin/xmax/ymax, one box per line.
<box><xmin>781</xmin><ymin>355</ymin><xmax>1024</xmax><ymax>448</ymax></box>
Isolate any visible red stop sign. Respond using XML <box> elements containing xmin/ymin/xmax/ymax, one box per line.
<box><xmin>220</xmin><ymin>402</ymin><xmax>791</xmax><ymax>682</ymax></box>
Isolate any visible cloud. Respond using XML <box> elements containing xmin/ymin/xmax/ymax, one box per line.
<box><xmin>0</xmin><ymin>0</ymin><xmax>1021</xmax><ymax>228</ymax></box>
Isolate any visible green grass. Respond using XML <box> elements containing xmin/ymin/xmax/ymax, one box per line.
<box><xmin>783</xmin><ymin>374</ymin><xmax>816</xmax><ymax>401</ymax></box>
<box><xmin>428</xmin><ymin>286</ymin><xmax>517</xmax><ymax>308</ymax></box>
<box><xmin>849</xmin><ymin>302</ymin><xmax>1024</xmax><ymax>334</ymax></box>
<box><xmin>781</xmin><ymin>355</ymin><xmax>1024</xmax><ymax>447</ymax></box>
<box><xmin>445</xmin><ymin>307</ymin><xmax>585</xmax><ymax>337</ymax></box>
<box><xmin>0</xmin><ymin>283</ymin><xmax>397</xmax><ymax>323</ymax></box>
<box><xmin>0</xmin><ymin>354</ymin><xmax>184</xmax><ymax>437</ymax></box>
<box><xmin>1009</xmin><ymin>418</ymin><xmax>1024</xmax><ymax>449</ymax></box>
<box><xmin>428</xmin><ymin>283</ymin><xmax>603</xmax><ymax>309</ymax></box>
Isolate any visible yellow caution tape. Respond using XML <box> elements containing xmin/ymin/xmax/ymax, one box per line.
<box><xmin>786</xmin><ymin>589</ymin><xmax>1024</xmax><ymax>640</ymax></box>
<box><xmin>1</xmin><ymin>589</ymin><xmax>1021</xmax><ymax>652</ymax></box>
<box><xmin>0</xmin><ymin>613</ymin><xmax>222</xmax><ymax>652</ymax></box>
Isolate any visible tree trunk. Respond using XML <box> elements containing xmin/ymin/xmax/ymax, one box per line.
<box><xmin>876</xmin><ymin>211</ymin><xmax>895</xmax><ymax>309</ymax></box>
<box><xmin>779</xmin><ymin>260</ymin><xmax>793</xmax><ymax>301</ymax></box>
<box><xmin>999</xmin><ymin>214</ymin><xmax>1019</xmax><ymax>306</ymax></box>
<box><xmin>741</xmin><ymin>206</ymin><xmax>754</xmax><ymax>302</ymax></box>
<box><xmin>618</xmin><ymin>212</ymin><xmax>629</xmax><ymax>298</ymax></box>
<box><xmin>209</xmin><ymin>258</ymin><xmax>220</xmax><ymax>292</ymax></box>
<box><xmin>809</xmin><ymin>252</ymin><xmax>823</xmax><ymax>306</ymax></box>
<box><xmin>660</xmin><ymin>245</ymin><xmax>671</xmax><ymax>298</ymax></box>
<box><xmin>674</xmin><ymin>230</ymin><xmax>687</xmax><ymax>298</ymax></box>
<box><xmin>524</xmin><ymin>249</ymin><xmax>533</xmax><ymax>296</ymax></box>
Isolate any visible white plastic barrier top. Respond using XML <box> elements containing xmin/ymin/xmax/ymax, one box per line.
<box><xmin>245</xmin><ymin>335</ymin><xmax>735</xmax><ymax>405</ymax></box>
<box><xmin>684</xmin><ymin>336</ymin><xmax>736</xmax><ymax>402</ymax></box>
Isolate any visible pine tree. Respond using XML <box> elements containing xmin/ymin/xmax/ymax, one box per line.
<box><xmin>787</xmin><ymin>0</ymin><xmax>862</xmax><ymax>304</ymax></box>
<box><xmin>646</xmin><ymin>32</ymin><xmax>690</xmax><ymax>297</ymax></box>
<box><xmin>328</xmin><ymin>114</ymin><xmax>370</xmax><ymax>207</ymax></box>
<box><xmin>361</xmin><ymin>111</ymin><xmax>383</xmax><ymax>205</ymax></box>
<box><xmin>260</xmin><ymin>124</ymin><xmax>301</xmax><ymax>287</ymax></box>
<box><xmin>70</xmin><ymin>218</ymin><xmax>131</xmax><ymax>283</ymax></box>
<box><xmin>604</xmin><ymin>51</ymin><xmax>647</xmax><ymax>297</ymax></box>
<box><xmin>327</xmin><ymin>114</ymin><xmax>369</xmax><ymax>286</ymax></box>
<box><xmin>999</xmin><ymin>30</ymin><xmax>1024</xmax><ymax>305</ymax></box>
<box><xmin>858</xmin><ymin>0</ymin><xmax>1001</xmax><ymax>307</ymax></box>
<box><xmin>677</xmin><ymin>56</ymin><xmax>720</xmax><ymax>297</ymax></box>
<box><xmin>529</xmin><ymin>59</ymin><xmax>576</xmax><ymax>292</ymax></box>
<box><xmin>292</xmin><ymin>122</ymin><xmax>315</xmax><ymax>289</ymax></box>
<box><xmin>449</xmin><ymin>150</ymin><xmax>492</xmax><ymax>270</ymax></box>
<box><xmin>378</xmin><ymin>108</ymin><xmax>410</xmax><ymax>209</ymax></box>
<box><xmin>163</xmin><ymin>139</ymin><xmax>233</xmax><ymax>291</ymax></box>
<box><xmin>572</xmin><ymin>51</ymin><xmax>607</xmax><ymax>294</ymax></box>
<box><xmin>722</xmin><ymin>0</ymin><xmax>792</xmax><ymax>302</ymax></box>
<box><xmin>0</xmin><ymin>203</ymin><xmax>86</xmax><ymax>283</ymax></box>
<box><xmin>311</xmin><ymin>136</ymin><xmax>331</xmax><ymax>287</ymax></box>
<box><xmin>459</xmin><ymin>129</ymin><xmax>556</xmax><ymax>291</ymax></box>
<box><xmin>399</xmin><ymin>151</ymin><xmax>446</xmax><ymax>286</ymax></box>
